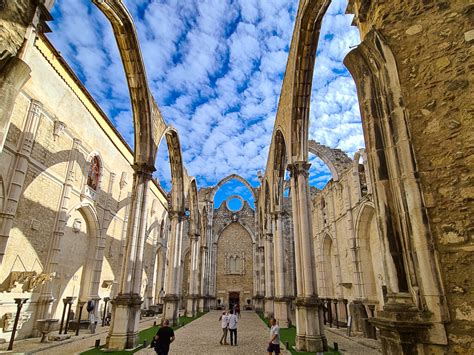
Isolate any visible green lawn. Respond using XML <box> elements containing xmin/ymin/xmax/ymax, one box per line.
<box><xmin>257</xmin><ymin>312</ymin><xmax>340</xmax><ymax>355</ymax></box>
<box><xmin>81</xmin><ymin>312</ymin><xmax>206</xmax><ymax>355</ymax></box>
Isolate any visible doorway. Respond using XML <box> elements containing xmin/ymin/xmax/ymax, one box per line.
<box><xmin>228</xmin><ymin>292</ymin><xmax>240</xmax><ymax>309</ymax></box>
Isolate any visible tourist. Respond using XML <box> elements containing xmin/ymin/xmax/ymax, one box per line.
<box><xmin>236</xmin><ymin>303</ymin><xmax>241</xmax><ymax>318</ymax></box>
<box><xmin>219</xmin><ymin>311</ymin><xmax>229</xmax><ymax>345</ymax></box>
<box><xmin>153</xmin><ymin>319</ymin><xmax>175</xmax><ymax>355</ymax></box>
<box><xmin>228</xmin><ymin>309</ymin><xmax>238</xmax><ymax>346</ymax></box>
<box><xmin>267</xmin><ymin>318</ymin><xmax>281</xmax><ymax>354</ymax></box>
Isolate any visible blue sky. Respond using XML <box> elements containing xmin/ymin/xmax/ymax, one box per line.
<box><xmin>48</xmin><ymin>0</ymin><xmax>362</xmax><ymax>208</ymax></box>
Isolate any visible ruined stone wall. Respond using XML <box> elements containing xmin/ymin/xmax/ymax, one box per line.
<box><xmin>349</xmin><ymin>1</ymin><xmax>473</xmax><ymax>351</ymax></box>
<box><xmin>213</xmin><ymin>200</ymin><xmax>255</xmax><ymax>308</ymax></box>
<box><xmin>311</xmin><ymin>161</ymin><xmax>386</xmax><ymax>312</ymax></box>
<box><xmin>0</xmin><ymin>39</ymin><xmax>168</xmax><ymax>341</ymax></box>
<box><xmin>0</xmin><ymin>0</ymin><xmax>36</xmax><ymax>59</ymax></box>
<box><xmin>215</xmin><ymin>222</ymin><xmax>254</xmax><ymax>309</ymax></box>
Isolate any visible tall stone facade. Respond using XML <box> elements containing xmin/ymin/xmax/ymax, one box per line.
<box><xmin>212</xmin><ymin>197</ymin><xmax>256</xmax><ymax>309</ymax></box>
<box><xmin>0</xmin><ymin>36</ymin><xmax>169</xmax><ymax>342</ymax></box>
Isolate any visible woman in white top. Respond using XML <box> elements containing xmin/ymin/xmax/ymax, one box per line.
<box><xmin>219</xmin><ymin>311</ymin><xmax>229</xmax><ymax>345</ymax></box>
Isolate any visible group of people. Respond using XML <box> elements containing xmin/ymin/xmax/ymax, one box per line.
<box><xmin>219</xmin><ymin>310</ymin><xmax>239</xmax><ymax>346</ymax></box>
<box><xmin>218</xmin><ymin>309</ymin><xmax>281</xmax><ymax>354</ymax></box>
<box><xmin>150</xmin><ymin>310</ymin><xmax>281</xmax><ymax>354</ymax></box>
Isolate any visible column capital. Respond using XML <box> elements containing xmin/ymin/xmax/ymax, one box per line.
<box><xmin>132</xmin><ymin>162</ymin><xmax>156</xmax><ymax>177</ymax></box>
<box><xmin>190</xmin><ymin>233</ymin><xmax>200</xmax><ymax>242</ymax></box>
<box><xmin>287</xmin><ymin>161</ymin><xmax>311</xmax><ymax>178</ymax></box>
<box><xmin>265</xmin><ymin>233</ymin><xmax>273</xmax><ymax>242</ymax></box>
<box><xmin>169</xmin><ymin>210</ymin><xmax>185</xmax><ymax>221</ymax></box>
<box><xmin>270</xmin><ymin>209</ymin><xmax>283</xmax><ymax>219</ymax></box>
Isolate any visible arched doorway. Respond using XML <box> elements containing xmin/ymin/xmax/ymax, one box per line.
<box><xmin>356</xmin><ymin>204</ymin><xmax>385</xmax><ymax>309</ymax></box>
<box><xmin>322</xmin><ymin>235</ymin><xmax>336</xmax><ymax>298</ymax></box>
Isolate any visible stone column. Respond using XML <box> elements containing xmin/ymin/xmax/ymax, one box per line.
<box><xmin>209</xmin><ymin>242</ymin><xmax>218</xmax><ymax>307</ymax></box>
<box><xmin>272</xmin><ymin>210</ymin><xmax>290</xmax><ymax>327</ymax></box>
<box><xmin>264</xmin><ymin>228</ymin><xmax>274</xmax><ymax>318</ymax></box>
<box><xmin>0</xmin><ymin>99</ymin><xmax>42</xmax><ymax>263</ymax></box>
<box><xmin>186</xmin><ymin>232</ymin><xmax>200</xmax><ymax>317</ymax></box>
<box><xmin>288</xmin><ymin>161</ymin><xmax>326</xmax><ymax>352</ymax></box>
<box><xmin>163</xmin><ymin>211</ymin><xmax>185</xmax><ymax>325</ymax></box>
<box><xmin>106</xmin><ymin>163</ymin><xmax>153</xmax><ymax>350</ymax></box>
<box><xmin>198</xmin><ymin>245</ymin><xmax>208</xmax><ymax>312</ymax></box>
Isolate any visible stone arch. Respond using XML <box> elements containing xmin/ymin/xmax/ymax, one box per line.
<box><xmin>66</xmin><ymin>202</ymin><xmax>103</xmax><ymax>302</ymax></box>
<box><xmin>187</xmin><ymin>178</ymin><xmax>200</xmax><ymax>236</ymax></box>
<box><xmin>290</xmin><ymin>0</ymin><xmax>332</xmax><ymax>160</ymax></box>
<box><xmin>345</xmin><ymin>30</ymin><xmax>415</xmax><ymax>295</ymax></box>
<box><xmin>308</xmin><ymin>140</ymin><xmax>352</xmax><ymax>182</ymax></box>
<box><xmin>217</xmin><ymin>221</ymin><xmax>256</xmax><ymax>245</ymax></box>
<box><xmin>0</xmin><ymin>174</ymin><xmax>5</xmax><ymax>212</ymax></box>
<box><xmin>157</xmin><ymin>127</ymin><xmax>185</xmax><ymax>213</ymax></box>
<box><xmin>321</xmin><ymin>234</ymin><xmax>336</xmax><ymax>298</ymax></box>
<box><xmin>272</xmin><ymin>129</ymin><xmax>288</xmax><ymax>208</ymax></box>
<box><xmin>154</xmin><ymin>246</ymin><xmax>166</xmax><ymax>303</ymax></box>
<box><xmin>92</xmin><ymin>0</ymin><xmax>167</xmax><ymax>167</ymax></box>
<box><xmin>353</xmin><ymin>148</ymin><xmax>372</xmax><ymax>198</ymax></box>
<box><xmin>355</xmin><ymin>202</ymin><xmax>382</xmax><ymax>303</ymax></box>
<box><xmin>211</xmin><ymin>173</ymin><xmax>256</xmax><ymax>202</ymax></box>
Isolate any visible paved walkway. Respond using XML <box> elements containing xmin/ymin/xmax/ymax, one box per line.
<box><xmin>137</xmin><ymin>311</ymin><xmax>286</xmax><ymax>355</ymax></box>
<box><xmin>324</xmin><ymin>326</ymin><xmax>381</xmax><ymax>355</ymax></box>
<box><xmin>0</xmin><ymin>317</ymin><xmax>158</xmax><ymax>354</ymax></box>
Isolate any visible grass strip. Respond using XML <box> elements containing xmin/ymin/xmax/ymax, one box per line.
<box><xmin>257</xmin><ymin>312</ymin><xmax>340</xmax><ymax>355</ymax></box>
<box><xmin>81</xmin><ymin>311</ymin><xmax>207</xmax><ymax>355</ymax></box>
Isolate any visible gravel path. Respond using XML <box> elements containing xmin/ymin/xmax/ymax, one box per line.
<box><xmin>137</xmin><ymin>310</ymin><xmax>278</xmax><ymax>355</ymax></box>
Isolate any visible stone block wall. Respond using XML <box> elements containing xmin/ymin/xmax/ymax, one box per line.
<box><xmin>349</xmin><ymin>1</ymin><xmax>473</xmax><ymax>352</ymax></box>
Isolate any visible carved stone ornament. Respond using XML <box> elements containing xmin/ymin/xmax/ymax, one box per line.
<box><xmin>2</xmin><ymin>312</ymin><xmax>32</xmax><ymax>332</ymax></box>
<box><xmin>53</xmin><ymin>120</ymin><xmax>66</xmax><ymax>142</ymax></box>
<box><xmin>0</xmin><ymin>271</ymin><xmax>55</xmax><ymax>293</ymax></box>
<box><xmin>72</xmin><ymin>218</ymin><xmax>82</xmax><ymax>233</ymax></box>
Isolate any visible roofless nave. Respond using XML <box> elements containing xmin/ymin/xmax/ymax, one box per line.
<box><xmin>0</xmin><ymin>0</ymin><xmax>472</xmax><ymax>354</ymax></box>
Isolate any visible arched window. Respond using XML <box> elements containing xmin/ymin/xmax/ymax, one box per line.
<box><xmin>87</xmin><ymin>156</ymin><xmax>101</xmax><ymax>191</ymax></box>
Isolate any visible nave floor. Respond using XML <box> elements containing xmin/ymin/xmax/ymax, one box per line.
<box><xmin>137</xmin><ymin>310</ymin><xmax>280</xmax><ymax>355</ymax></box>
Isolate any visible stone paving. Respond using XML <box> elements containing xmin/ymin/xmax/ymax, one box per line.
<box><xmin>324</xmin><ymin>326</ymin><xmax>381</xmax><ymax>355</ymax></box>
<box><xmin>137</xmin><ymin>310</ymin><xmax>287</xmax><ymax>355</ymax></box>
<box><xmin>0</xmin><ymin>317</ymin><xmax>157</xmax><ymax>354</ymax></box>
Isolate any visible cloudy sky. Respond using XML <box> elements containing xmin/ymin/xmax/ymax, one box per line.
<box><xmin>48</xmin><ymin>0</ymin><xmax>362</xmax><ymax>205</ymax></box>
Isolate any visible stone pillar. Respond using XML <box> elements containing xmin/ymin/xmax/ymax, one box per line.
<box><xmin>288</xmin><ymin>161</ymin><xmax>326</xmax><ymax>352</ymax></box>
<box><xmin>106</xmin><ymin>163</ymin><xmax>153</xmax><ymax>350</ymax></box>
<box><xmin>209</xmin><ymin>242</ymin><xmax>218</xmax><ymax>307</ymax></box>
<box><xmin>163</xmin><ymin>211</ymin><xmax>184</xmax><ymax>325</ymax></box>
<box><xmin>264</xmin><ymin>229</ymin><xmax>274</xmax><ymax>318</ymax></box>
<box><xmin>272</xmin><ymin>210</ymin><xmax>290</xmax><ymax>328</ymax></box>
<box><xmin>186</xmin><ymin>232</ymin><xmax>200</xmax><ymax>317</ymax></box>
<box><xmin>0</xmin><ymin>99</ymin><xmax>42</xmax><ymax>263</ymax></box>
<box><xmin>198</xmin><ymin>245</ymin><xmax>208</xmax><ymax>312</ymax></box>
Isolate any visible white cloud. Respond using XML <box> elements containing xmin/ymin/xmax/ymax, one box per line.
<box><xmin>48</xmin><ymin>0</ymin><xmax>363</xmax><ymax>194</ymax></box>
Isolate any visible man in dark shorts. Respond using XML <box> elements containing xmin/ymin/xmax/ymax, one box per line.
<box><xmin>267</xmin><ymin>318</ymin><xmax>281</xmax><ymax>354</ymax></box>
<box><xmin>154</xmin><ymin>319</ymin><xmax>175</xmax><ymax>355</ymax></box>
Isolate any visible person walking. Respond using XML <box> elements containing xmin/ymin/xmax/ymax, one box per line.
<box><xmin>153</xmin><ymin>319</ymin><xmax>175</xmax><ymax>355</ymax></box>
<box><xmin>236</xmin><ymin>303</ymin><xmax>241</xmax><ymax>318</ymax></box>
<box><xmin>219</xmin><ymin>311</ymin><xmax>229</xmax><ymax>345</ymax></box>
<box><xmin>228</xmin><ymin>309</ymin><xmax>238</xmax><ymax>346</ymax></box>
<box><xmin>267</xmin><ymin>318</ymin><xmax>281</xmax><ymax>354</ymax></box>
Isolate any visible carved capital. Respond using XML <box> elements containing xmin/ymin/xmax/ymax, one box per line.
<box><xmin>133</xmin><ymin>162</ymin><xmax>156</xmax><ymax>178</ymax></box>
<box><xmin>287</xmin><ymin>161</ymin><xmax>311</xmax><ymax>178</ymax></box>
